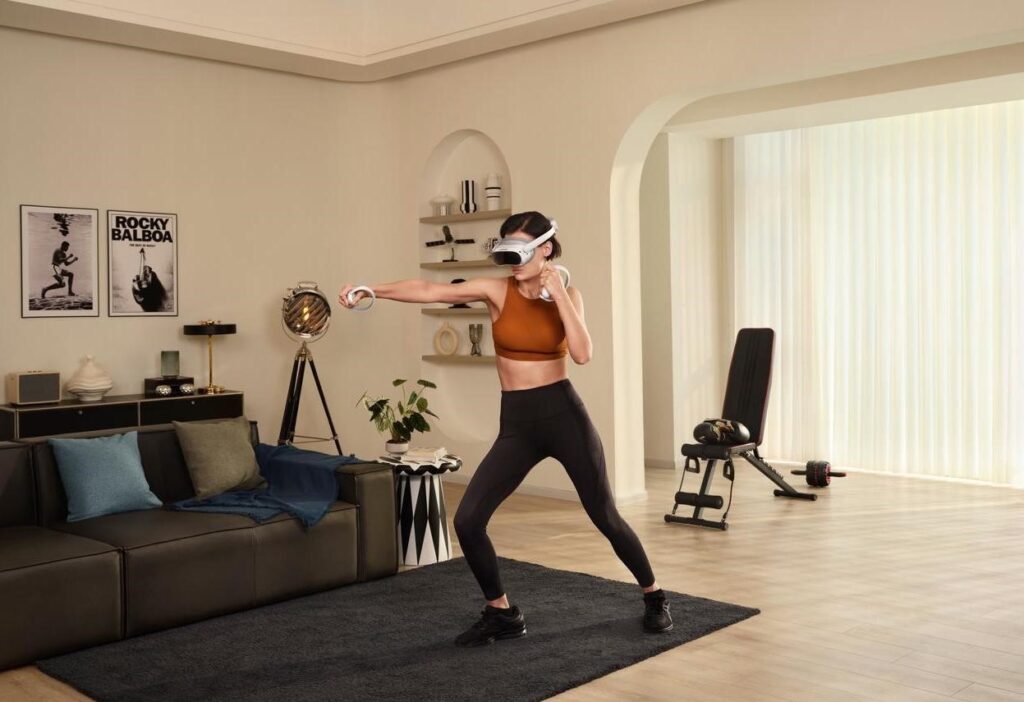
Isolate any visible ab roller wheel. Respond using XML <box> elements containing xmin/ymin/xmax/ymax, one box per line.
<box><xmin>790</xmin><ymin>460</ymin><xmax>846</xmax><ymax>487</ymax></box>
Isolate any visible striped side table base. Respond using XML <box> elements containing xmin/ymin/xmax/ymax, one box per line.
<box><xmin>391</xmin><ymin>458</ymin><xmax>461</xmax><ymax>566</ymax></box>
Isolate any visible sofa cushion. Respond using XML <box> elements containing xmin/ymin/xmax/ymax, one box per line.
<box><xmin>0</xmin><ymin>526</ymin><xmax>121</xmax><ymax>670</ymax></box>
<box><xmin>0</xmin><ymin>443</ymin><xmax>34</xmax><ymax>527</ymax></box>
<box><xmin>48</xmin><ymin>432</ymin><xmax>162</xmax><ymax>522</ymax></box>
<box><xmin>0</xmin><ymin>524</ymin><xmax>116</xmax><ymax>572</ymax></box>
<box><xmin>50</xmin><ymin>507</ymin><xmax>258</xmax><ymax>550</ymax></box>
<box><xmin>173</xmin><ymin>416</ymin><xmax>266</xmax><ymax>499</ymax></box>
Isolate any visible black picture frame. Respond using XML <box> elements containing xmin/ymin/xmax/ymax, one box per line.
<box><xmin>107</xmin><ymin>209</ymin><xmax>179</xmax><ymax>317</ymax></box>
<box><xmin>20</xmin><ymin>204</ymin><xmax>101</xmax><ymax>318</ymax></box>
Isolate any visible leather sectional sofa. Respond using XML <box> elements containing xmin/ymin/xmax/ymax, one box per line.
<box><xmin>0</xmin><ymin>423</ymin><xmax>397</xmax><ymax>671</ymax></box>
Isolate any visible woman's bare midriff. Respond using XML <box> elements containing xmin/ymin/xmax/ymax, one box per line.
<box><xmin>495</xmin><ymin>356</ymin><xmax>568</xmax><ymax>391</ymax></box>
<box><xmin>485</xmin><ymin>277</ymin><xmax>569</xmax><ymax>391</ymax></box>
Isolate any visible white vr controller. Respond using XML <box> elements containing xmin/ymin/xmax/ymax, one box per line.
<box><xmin>345</xmin><ymin>285</ymin><xmax>376</xmax><ymax>312</ymax></box>
<box><xmin>539</xmin><ymin>264</ymin><xmax>571</xmax><ymax>302</ymax></box>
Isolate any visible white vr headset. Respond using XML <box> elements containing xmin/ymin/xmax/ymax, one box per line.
<box><xmin>490</xmin><ymin>220</ymin><xmax>558</xmax><ymax>266</ymax></box>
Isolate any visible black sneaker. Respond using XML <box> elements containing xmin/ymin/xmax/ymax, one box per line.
<box><xmin>454</xmin><ymin>604</ymin><xmax>527</xmax><ymax>647</ymax></box>
<box><xmin>643</xmin><ymin>590</ymin><xmax>673</xmax><ymax>633</ymax></box>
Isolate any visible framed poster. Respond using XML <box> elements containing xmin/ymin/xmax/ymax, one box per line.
<box><xmin>107</xmin><ymin>210</ymin><xmax>178</xmax><ymax>316</ymax></box>
<box><xmin>20</xmin><ymin>205</ymin><xmax>100</xmax><ymax>318</ymax></box>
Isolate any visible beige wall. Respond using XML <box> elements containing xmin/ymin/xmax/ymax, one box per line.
<box><xmin>5</xmin><ymin>0</ymin><xmax>1024</xmax><ymax>501</ymax></box>
<box><xmin>639</xmin><ymin>134</ymin><xmax>674</xmax><ymax>468</ymax></box>
<box><xmin>0</xmin><ymin>27</ymin><xmax>415</xmax><ymax>461</ymax></box>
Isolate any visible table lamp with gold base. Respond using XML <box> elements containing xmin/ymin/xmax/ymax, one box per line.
<box><xmin>183</xmin><ymin>321</ymin><xmax>236</xmax><ymax>394</ymax></box>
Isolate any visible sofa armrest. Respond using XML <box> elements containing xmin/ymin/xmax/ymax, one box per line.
<box><xmin>335</xmin><ymin>462</ymin><xmax>397</xmax><ymax>581</ymax></box>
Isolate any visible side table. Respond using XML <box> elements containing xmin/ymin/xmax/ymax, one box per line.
<box><xmin>381</xmin><ymin>455</ymin><xmax>462</xmax><ymax>566</ymax></box>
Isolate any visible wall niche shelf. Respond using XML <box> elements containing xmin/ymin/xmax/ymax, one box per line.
<box><xmin>420</xmin><ymin>209</ymin><xmax>511</xmax><ymax>225</ymax></box>
<box><xmin>422</xmin><ymin>355</ymin><xmax>496</xmax><ymax>364</ymax></box>
<box><xmin>420</xmin><ymin>259</ymin><xmax>496</xmax><ymax>270</ymax></box>
<box><xmin>422</xmin><ymin>308</ymin><xmax>490</xmax><ymax>316</ymax></box>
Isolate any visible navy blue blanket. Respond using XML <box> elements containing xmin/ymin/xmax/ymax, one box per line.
<box><xmin>169</xmin><ymin>443</ymin><xmax>368</xmax><ymax>527</ymax></box>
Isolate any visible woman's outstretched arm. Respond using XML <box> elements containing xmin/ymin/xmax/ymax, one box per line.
<box><xmin>338</xmin><ymin>277</ymin><xmax>493</xmax><ymax>308</ymax></box>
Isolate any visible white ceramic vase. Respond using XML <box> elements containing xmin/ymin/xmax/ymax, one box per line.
<box><xmin>66</xmin><ymin>355</ymin><xmax>114</xmax><ymax>402</ymax></box>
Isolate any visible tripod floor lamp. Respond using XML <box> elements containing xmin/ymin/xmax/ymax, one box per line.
<box><xmin>278</xmin><ymin>281</ymin><xmax>343</xmax><ymax>455</ymax></box>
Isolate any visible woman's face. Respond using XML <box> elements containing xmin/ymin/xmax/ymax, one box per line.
<box><xmin>505</xmin><ymin>231</ymin><xmax>552</xmax><ymax>280</ymax></box>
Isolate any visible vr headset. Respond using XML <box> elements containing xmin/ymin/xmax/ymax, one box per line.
<box><xmin>489</xmin><ymin>220</ymin><xmax>557</xmax><ymax>266</ymax></box>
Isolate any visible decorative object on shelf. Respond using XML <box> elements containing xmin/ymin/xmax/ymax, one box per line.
<box><xmin>66</xmin><ymin>355</ymin><xmax>114</xmax><ymax>402</ymax></box>
<box><xmin>425</xmin><ymin>225</ymin><xmax>475</xmax><ymax>262</ymax></box>
<box><xmin>154</xmin><ymin>384</ymin><xmax>172</xmax><ymax>397</ymax></box>
<box><xmin>433</xmin><ymin>322</ymin><xmax>460</xmax><ymax>355</ymax></box>
<box><xmin>144</xmin><ymin>375</ymin><xmax>196</xmax><ymax>397</ymax></box>
<box><xmin>448</xmin><ymin>278</ymin><xmax>470</xmax><ymax>309</ymax></box>
<box><xmin>5</xmin><ymin>371</ymin><xmax>62</xmax><ymax>405</ymax></box>
<box><xmin>20</xmin><ymin>204</ymin><xmax>100</xmax><ymax>318</ymax></box>
<box><xmin>160</xmin><ymin>350</ymin><xmax>180</xmax><ymax>378</ymax></box>
<box><xmin>459</xmin><ymin>179</ymin><xmax>478</xmax><ymax>214</ymax></box>
<box><xmin>182</xmin><ymin>320</ymin><xmax>236</xmax><ymax>395</ymax></box>
<box><xmin>430</xmin><ymin>194</ymin><xmax>455</xmax><ymax>217</ymax></box>
<box><xmin>278</xmin><ymin>282</ymin><xmax>343</xmax><ymax>454</ymax></box>
<box><xmin>357</xmin><ymin>378</ymin><xmax>439</xmax><ymax>456</ymax></box>
<box><xmin>469</xmin><ymin>324</ymin><xmax>483</xmax><ymax>356</ymax></box>
<box><xmin>484</xmin><ymin>173</ymin><xmax>502</xmax><ymax>211</ymax></box>
<box><xmin>108</xmin><ymin>210</ymin><xmax>177</xmax><ymax>317</ymax></box>
<box><xmin>482</xmin><ymin>236</ymin><xmax>500</xmax><ymax>255</ymax></box>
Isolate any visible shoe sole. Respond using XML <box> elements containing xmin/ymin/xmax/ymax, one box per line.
<box><xmin>455</xmin><ymin>626</ymin><xmax>527</xmax><ymax>647</ymax></box>
<box><xmin>644</xmin><ymin>623</ymin><xmax>673</xmax><ymax>633</ymax></box>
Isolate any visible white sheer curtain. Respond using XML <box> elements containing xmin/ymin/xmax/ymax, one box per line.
<box><xmin>732</xmin><ymin>101</ymin><xmax>1024</xmax><ymax>485</ymax></box>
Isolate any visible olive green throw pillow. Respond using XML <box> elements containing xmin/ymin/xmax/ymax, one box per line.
<box><xmin>173</xmin><ymin>416</ymin><xmax>266</xmax><ymax>499</ymax></box>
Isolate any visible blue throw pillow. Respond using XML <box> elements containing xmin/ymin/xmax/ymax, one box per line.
<box><xmin>48</xmin><ymin>431</ymin><xmax>162</xmax><ymax>522</ymax></box>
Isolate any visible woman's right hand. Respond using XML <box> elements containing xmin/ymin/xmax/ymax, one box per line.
<box><xmin>338</xmin><ymin>284</ymin><xmax>367</xmax><ymax>308</ymax></box>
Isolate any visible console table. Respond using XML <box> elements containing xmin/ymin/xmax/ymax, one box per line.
<box><xmin>0</xmin><ymin>391</ymin><xmax>243</xmax><ymax>441</ymax></box>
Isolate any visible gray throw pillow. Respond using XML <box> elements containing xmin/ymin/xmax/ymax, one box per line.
<box><xmin>173</xmin><ymin>416</ymin><xmax>266</xmax><ymax>499</ymax></box>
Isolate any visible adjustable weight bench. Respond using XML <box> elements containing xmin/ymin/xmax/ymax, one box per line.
<box><xmin>665</xmin><ymin>328</ymin><xmax>815</xmax><ymax>531</ymax></box>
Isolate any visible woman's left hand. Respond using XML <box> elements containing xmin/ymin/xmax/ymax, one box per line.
<box><xmin>539</xmin><ymin>262</ymin><xmax>567</xmax><ymax>300</ymax></box>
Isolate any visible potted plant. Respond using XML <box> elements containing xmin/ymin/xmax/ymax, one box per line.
<box><xmin>357</xmin><ymin>378</ymin><xmax>439</xmax><ymax>454</ymax></box>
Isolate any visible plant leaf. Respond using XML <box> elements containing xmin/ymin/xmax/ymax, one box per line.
<box><xmin>424</xmin><ymin>408</ymin><xmax>439</xmax><ymax>419</ymax></box>
<box><xmin>417</xmin><ymin>379</ymin><xmax>437</xmax><ymax>389</ymax></box>
<box><xmin>392</xmin><ymin>378</ymin><xmax>406</xmax><ymax>387</ymax></box>
<box><xmin>417</xmin><ymin>397</ymin><xmax>428</xmax><ymax>411</ymax></box>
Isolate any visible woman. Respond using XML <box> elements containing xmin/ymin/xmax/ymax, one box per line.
<box><xmin>338</xmin><ymin>211</ymin><xmax>671</xmax><ymax>646</ymax></box>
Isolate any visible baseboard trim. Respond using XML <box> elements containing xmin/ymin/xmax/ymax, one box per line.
<box><xmin>644</xmin><ymin>458</ymin><xmax>678</xmax><ymax>470</ymax></box>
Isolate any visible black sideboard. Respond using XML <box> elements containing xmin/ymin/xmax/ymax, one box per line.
<box><xmin>0</xmin><ymin>391</ymin><xmax>243</xmax><ymax>441</ymax></box>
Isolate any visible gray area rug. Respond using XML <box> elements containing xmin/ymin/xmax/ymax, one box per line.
<box><xmin>38</xmin><ymin>556</ymin><xmax>759</xmax><ymax>702</ymax></box>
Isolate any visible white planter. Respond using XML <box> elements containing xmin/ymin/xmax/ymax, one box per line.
<box><xmin>386</xmin><ymin>440</ymin><xmax>409</xmax><ymax>455</ymax></box>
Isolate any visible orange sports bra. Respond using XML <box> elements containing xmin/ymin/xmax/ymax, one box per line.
<box><xmin>492</xmin><ymin>276</ymin><xmax>568</xmax><ymax>361</ymax></box>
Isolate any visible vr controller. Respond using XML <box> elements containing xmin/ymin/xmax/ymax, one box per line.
<box><xmin>345</xmin><ymin>285</ymin><xmax>375</xmax><ymax>311</ymax></box>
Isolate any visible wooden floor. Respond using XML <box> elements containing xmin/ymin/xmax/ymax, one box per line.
<box><xmin>3</xmin><ymin>466</ymin><xmax>1024</xmax><ymax>701</ymax></box>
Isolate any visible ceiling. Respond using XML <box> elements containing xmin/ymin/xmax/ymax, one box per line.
<box><xmin>0</xmin><ymin>0</ymin><xmax>708</xmax><ymax>81</ymax></box>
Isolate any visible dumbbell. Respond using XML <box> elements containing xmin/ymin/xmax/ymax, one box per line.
<box><xmin>791</xmin><ymin>460</ymin><xmax>845</xmax><ymax>487</ymax></box>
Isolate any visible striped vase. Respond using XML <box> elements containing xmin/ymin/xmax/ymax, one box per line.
<box><xmin>460</xmin><ymin>179</ymin><xmax>478</xmax><ymax>214</ymax></box>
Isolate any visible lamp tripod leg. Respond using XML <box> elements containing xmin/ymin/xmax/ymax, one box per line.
<box><xmin>277</xmin><ymin>354</ymin><xmax>304</xmax><ymax>445</ymax></box>
<box><xmin>307</xmin><ymin>356</ymin><xmax>343</xmax><ymax>455</ymax></box>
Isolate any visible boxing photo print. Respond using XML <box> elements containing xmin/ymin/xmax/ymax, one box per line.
<box><xmin>108</xmin><ymin>210</ymin><xmax>177</xmax><ymax>316</ymax></box>
<box><xmin>20</xmin><ymin>204</ymin><xmax>99</xmax><ymax>318</ymax></box>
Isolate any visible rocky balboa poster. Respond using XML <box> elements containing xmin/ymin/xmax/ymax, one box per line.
<box><xmin>108</xmin><ymin>210</ymin><xmax>177</xmax><ymax>316</ymax></box>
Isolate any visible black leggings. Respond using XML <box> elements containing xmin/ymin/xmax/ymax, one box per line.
<box><xmin>453</xmin><ymin>378</ymin><xmax>655</xmax><ymax>600</ymax></box>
